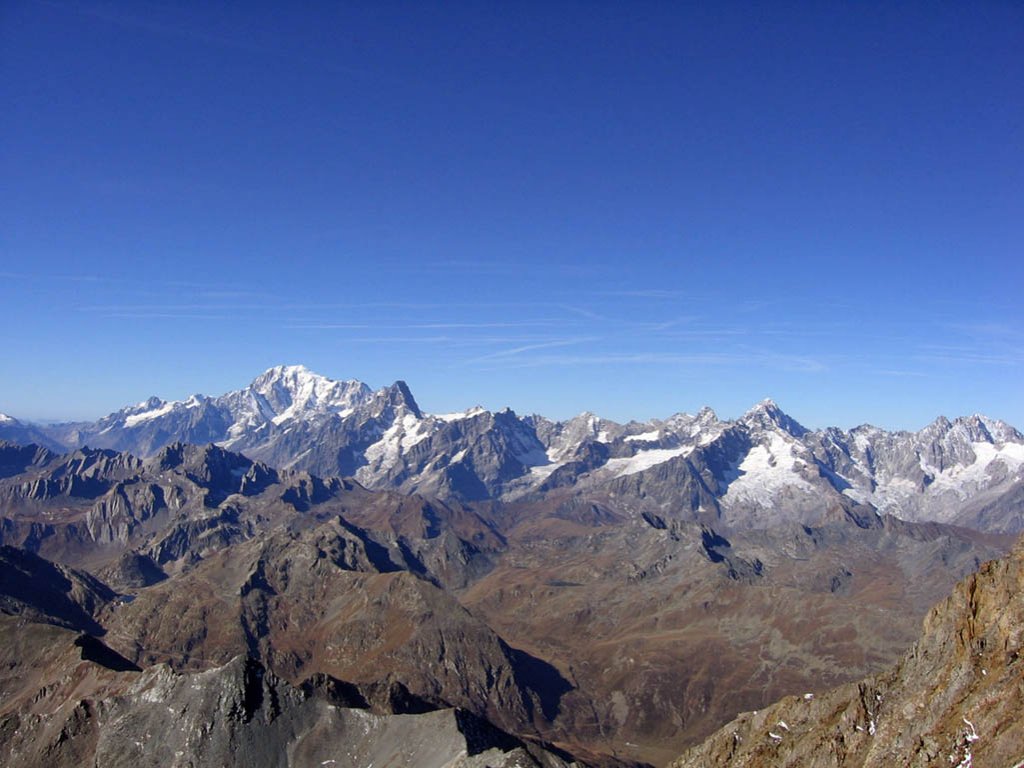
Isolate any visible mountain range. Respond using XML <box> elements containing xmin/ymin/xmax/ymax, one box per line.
<box><xmin>1</xmin><ymin>365</ymin><xmax>1022</xmax><ymax>766</ymax></box>
<box><xmin>3</xmin><ymin>364</ymin><xmax>1023</xmax><ymax>533</ymax></box>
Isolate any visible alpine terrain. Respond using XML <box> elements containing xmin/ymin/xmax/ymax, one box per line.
<box><xmin>1</xmin><ymin>366</ymin><xmax>1021</xmax><ymax>766</ymax></box>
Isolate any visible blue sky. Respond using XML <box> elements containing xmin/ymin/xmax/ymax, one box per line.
<box><xmin>1</xmin><ymin>1</ymin><xmax>1022</xmax><ymax>430</ymax></box>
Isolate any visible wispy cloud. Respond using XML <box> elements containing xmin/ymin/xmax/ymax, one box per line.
<box><xmin>467</xmin><ymin>337</ymin><xmax>599</xmax><ymax>363</ymax></box>
<box><xmin>475</xmin><ymin>350</ymin><xmax>826</xmax><ymax>373</ymax></box>
<box><xmin>557</xmin><ymin>304</ymin><xmax>607</xmax><ymax>322</ymax></box>
<box><xmin>914</xmin><ymin>344</ymin><xmax>1023</xmax><ymax>366</ymax></box>
<box><xmin>942</xmin><ymin>322</ymin><xmax>1023</xmax><ymax>340</ymax></box>
<box><xmin>285</xmin><ymin>320</ymin><xmax>560</xmax><ymax>330</ymax></box>
<box><xmin>1</xmin><ymin>270</ymin><xmax>123</xmax><ymax>284</ymax></box>
<box><xmin>874</xmin><ymin>369</ymin><xmax>929</xmax><ymax>378</ymax></box>
<box><xmin>596</xmin><ymin>289</ymin><xmax>689</xmax><ymax>299</ymax></box>
<box><xmin>100</xmin><ymin>312</ymin><xmax>230</xmax><ymax>321</ymax></box>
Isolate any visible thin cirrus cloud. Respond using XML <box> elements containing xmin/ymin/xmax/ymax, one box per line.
<box><xmin>474</xmin><ymin>350</ymin><xmax>827</xmax><ymax>373</ymax></box>
<box><xmin>465</xmin><ymin>337</ymin><xmax>600</xmax><ymax>364</ymax></box>
<box><xmin>914</xmin><ymin>345</ymin><xmax>1024</xmax><ymax>366</ymax></box>
<box><xmin>284</xmin><ymin>321</ymin><xmax>562</xmax><ymax>330</ymax></box>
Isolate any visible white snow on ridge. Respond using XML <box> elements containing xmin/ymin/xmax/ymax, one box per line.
<box><xmin>432</xmin><ymin>406</ymin><xmax>486</xmax><ymax>422</ymax></box>
<box><xmin>920</xmin><ymin>441</ymin><xmax>1024</xmax><ymax>497</ymax></box>
<box><xmin>847</xmin><ymin>441</ymin><xmax>1024</xmax><ymax>512</ymax></box>
<box><xmin>124</xmin><ymin>401</ymin><xmax>177</xmax><ymax>427</ymax></box>
<box><xmin>527</xmin><ymin>461</ymin><xmax>562</xmax><ymax>482</ymax></box>
<box><xmin>399</xmin><ymin>413</ymin><xmax>429</xmax><ymax>450</ymax></box>
<box><xmin>625</xmin><ymin>430</ymin><xmax>660</xmax><ymax>442</ymax></box>
<box><xmin>361</xmin><ymin>412</ymin><xmax>428</xmax><ymax>473</ymax></box>
<box><xmin>853</xmin><ymin>432</ymin><xmax>873</xmax><ymax>453</ymax></box>
<box><xmin>0</xmin><ymin>413</ymin><xmax>14</xmax><ymax>423</ymax></box>
<box><xmin>262</xmin><ymin>367</ymin><xmax>367</xmax><ymax>424</ymax></box>
<box><xmin>604</xmin><ymin>446</ymin><xmax>694</xmax><ymax>478</ymax></box>
<box><xmin>723</xmin><ymin>431</ymin><xmax>812</xmax><ymax>503</ymax></box>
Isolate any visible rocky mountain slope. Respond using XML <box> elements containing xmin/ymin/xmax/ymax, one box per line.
<box><xmin>0</xmin><ymin>437</ymin><xmax>1015</xmax><ymax>766</ymax></box>
<box><xmin>670</xmin><ymin>535</ymin><xmax>1024</xmax><ymax>768</ymax></box>
<box><xmin>10</xmin><ymin>366</ymin><xmax>1023</xmax><ymax>533</ymax></box>
<box><xmin>2</xmin><ymin>367</ymin><xmax>1022</xmax><ymax>765</ymax></box>
<box><xmin>0</xmin><ymin>625</ymin><xmax>576</xmax><ymax>768</ymax></box>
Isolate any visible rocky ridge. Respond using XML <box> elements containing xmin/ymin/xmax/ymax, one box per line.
<box><xmin>670</xmin><ymin>535</ymin><xmax>1024</xmax><ymax>767</ymax></box>
<box><xmin>7</xmin><ymin>367</ymin><xmax>1023</xmax><ymax>533</ymax></box>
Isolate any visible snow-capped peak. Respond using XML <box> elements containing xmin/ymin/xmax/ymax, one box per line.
<box><xmin>122</xmin><ymin>399</ymin><xmax>173</xmax><ymax>427</ymax></box>
<box><xmin>0</xmin><ymin>413</ymin><xmax>16</xmax><ymax>423</ymax></box>
<box><xmin>247</xmin><ymin>365</ymin><xmax>372</xmax><ymax>424</ymax></box>
<box><xmin>741</xmin><ymin>398</ymin><xmax>808</xmax><ymax>438</ymax></box>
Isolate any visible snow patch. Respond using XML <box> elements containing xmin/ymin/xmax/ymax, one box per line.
<box><xmin>625</xmin><ymin>430</ymin><xmax>660</xmax><ymax>442</ymax></box>
<box><xmin>433</xmin><ymin>406</ymin><xmax>486</xmax><ymax>422</ymax></box>
<box><xmin>360</xmin><ymin>412</ymin><xmax>426</xmax><ymax>474</ymax></box>
<box><xmin>926</xmin><ymin>441</ymin><xmax>1024</xmax><ymax>496</ymax></box>
<box><xmin>124</xmin><ymin>401</ymin><xmax>176</xmax><ymax>427</ymax></box>
<box><xmin>399</xmin><ymin>413</ymin><xmax>429</xmax><ymax>450</ymax></box>
<box><xmin>842</xmin><ymin>487</ymin><xmax>870</xmax><ymax>504</ymax></box>
<box><xmin>604</xmin><ymin>446</ymin><xmax>693</xmax><ymax>478</ymax></box>
<box><xmin>722</xmin><ymin>431</ymin><xmax>813</xmax><ymax>504</ymax></box>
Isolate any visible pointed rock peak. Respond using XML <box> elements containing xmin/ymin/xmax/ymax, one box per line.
<box><xmin>149</xmin><ymin>441</ymin><xmax>189</xmax><ymax>470</ymax></box>
<box><xmin>384</xmin><ymin>380</ymin><xmax>422</xmax><ymax>418</ymax></box>
<box><xmin>953</xmin><ymin>414</ymin><xmax>994</xmax><ymax>443</ymax></box>
<box><xmin>148</xmin><ymin>441</ymin><xmax>254</xmax><ymax>477</ymax></box>
<box><xmin>133</xmin><ymin>396</ymin><xmax>164</xmax><ymax>411</ymax></box>
<box><xmin>696</xmin><ymin>405</ymin><xmax>718</xmax><ymax>422</ymax></box>
<box><xmin>494</xmin><ymin>406</ymin><xmax>523</xmax><ymax>425</ymax></box>
<box><xmin>919</xmin><ymin>415</ymin><xmax>953</xmax><ymax>438</ymax></box>
<box><xmin>973</xmin><ymin>414</ymin><xmax>1023</xmax><ymax>443</ymax></box>
<box><xmin>742</xmin><ymin>398</ymin><xmax>808</xmax><ymax>437</ymax></box>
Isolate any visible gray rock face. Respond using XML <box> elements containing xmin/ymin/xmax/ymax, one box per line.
<box><xmin>0</xmin><ymin>654</ymin><xmax>576</xmax><ymax>768</ymax></box>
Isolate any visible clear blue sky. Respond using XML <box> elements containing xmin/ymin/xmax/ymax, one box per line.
<box><xmin>1</xmin><ymin>1</ymin><xmax>1021</xmax><ymax>430</ymax></box>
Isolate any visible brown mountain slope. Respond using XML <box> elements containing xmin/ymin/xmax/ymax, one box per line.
<box><xmin>97</xmin><ymin>517</ymin><xmax>571</xmax><ymax>738</ymax></box>
<box><xmin>670</xmin><ymin>536</ymin><xmax>1024</xmax><ymax>767</ymax></box>
<box><xmin>459</xmin><ymin>513</ymin><xmax>1009</xmax><ymax>766</ymax></box>
<box><xmin>0</xmin><ymin>642</ymin><xmax>578</xmax><ymax>768</ymax></box>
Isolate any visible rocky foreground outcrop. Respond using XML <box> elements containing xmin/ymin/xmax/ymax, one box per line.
<box><xmin>670</xmin><ymin>537</ymin><xmax>1024</xmax><ymax>767</ymax></box>
<box><xmin>0</xmin><ymin>651</ymin><xmax>576</xmax><ymax>768</ymax></box>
